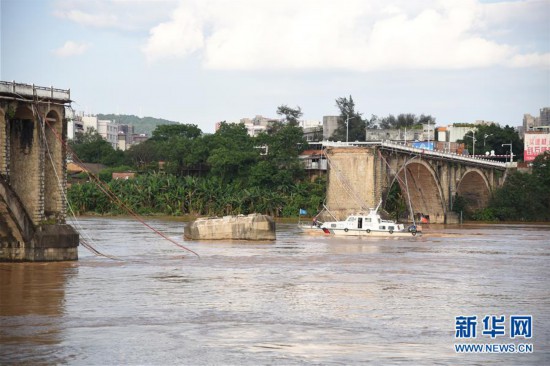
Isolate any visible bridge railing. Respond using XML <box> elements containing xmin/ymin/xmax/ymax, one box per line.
<box><xmin>322</xmin><ymin>140</ymin><xmax>507</xmax><ymax>168</ymax></box>
<box><xmin>0</xmin><ymin>80</ymin><xmax>71</xmax><ymax>102</ymax></box>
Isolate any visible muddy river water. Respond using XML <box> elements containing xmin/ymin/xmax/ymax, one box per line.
<box><xmin>1</xmin><ymin>218</ymin><xmax>549</xmax><ymax>365</ymax></box>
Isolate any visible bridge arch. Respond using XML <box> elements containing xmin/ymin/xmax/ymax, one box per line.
<box><xmin>9</xmin><ymin>104</ymin><xmax>39</xmax><ymax>221</ymax></box>
<box><xmin>43</xmin><ymin>109</ymin><xmax>63</xmax><ymax>219</ymax></box>
<box><xmin>394</xmin><ymin>159</ymin><xmax>446</xmax><ymax>223</ymax></box>
<box><xmin>456</xmin><ymin>168</ymin><xmax>491</xmax><ymax>210</ymax></box>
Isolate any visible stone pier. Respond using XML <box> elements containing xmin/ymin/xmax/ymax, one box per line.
<box><xmin>0</xmin><ymin>81</ymin><xmax>79</xmax><ymax>261</ymax></box>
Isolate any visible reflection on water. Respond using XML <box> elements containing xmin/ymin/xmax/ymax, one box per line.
<box><xmin>0</xmin><ymin>262</ymin><xmax>76</xmax><ymax>316</ymax></box>
<box><xmin>1</xmin><ymin>218</ymin><xmax>549</xmax><ymax>365</ymax></box>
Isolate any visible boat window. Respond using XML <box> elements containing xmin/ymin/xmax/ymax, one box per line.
<box><xmin>358</xmin><ymin>217</ymin><xmax>363</xmax><ymax>229</ymax></box>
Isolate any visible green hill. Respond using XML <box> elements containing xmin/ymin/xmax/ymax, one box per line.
<box><xmin>97</xmin><ymin>114</ymin><xmax>179</xmax><ymax>136</ymax></box>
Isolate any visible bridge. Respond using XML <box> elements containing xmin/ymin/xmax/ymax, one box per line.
<box><xmin>0</xmin><ymin>81</ymin><xmax>79</xmax><ymax>261</ymax></box>
<box><xmin>323</xmin><ymin>141</ymin><xmax>508</xmax><ymax>224</ymax></box>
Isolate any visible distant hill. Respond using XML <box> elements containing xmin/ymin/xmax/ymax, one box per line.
<box><xmin>97</xmin><ymin>114</ymin><xmax>179</xmax><ymax>136</ymax></box>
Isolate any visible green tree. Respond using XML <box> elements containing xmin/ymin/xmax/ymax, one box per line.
<box><xmin>378</xmin><ymin>114</ymin><xmax>434</xmax><ymax>129</ymax></box>
<box><xmin>69</xmin><ymin>128</ymin><xmax>121</xmax><ymax>165</ymax></box>
<box><xmin>276</xmin><ymin>105</ymin><xmax>302</xmax><ymax>126</ymax></box>
<box><xmin>125</xmin><ymin>139</ymin><xmax>161</xmax><ymax>170</ymax></box>
<box><xmin>268</xmin><ymin>105</ymin><xmax>303</xmax><ymax>134</ymax></box>
<box><xmin>253</xmin><ymin>106</ymin><xmax>307</xmax><ymax>189</ymax></box>
<box><xmin>385</xmin><ymin>183</ymin><xmax>408</xmax><ymax>221</ymax></box>
<box><xmin>330</xmin><ymin>95</ymin><xmax>366</xmax><ymax>142</ymax></box>
<box><xmin>207</xmin><ymin>122</ymin><xmax>258</xmax><ymax>183</ymax></box>
<box><xmin>150</xmin><ymin>124</ymin><xmax>202</xmax><ymax>141</ymax></box>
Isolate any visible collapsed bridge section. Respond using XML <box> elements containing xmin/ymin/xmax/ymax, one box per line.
<box><xmin>0</xmin><ymin>81</ymin><xmax>78</xmax><ymax>261</ymax></box>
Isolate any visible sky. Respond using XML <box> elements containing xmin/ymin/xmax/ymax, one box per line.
<box><xmin>1</xmin><ymin>0</ymin><xmax>548</xmax><ymax>133</ymax></box>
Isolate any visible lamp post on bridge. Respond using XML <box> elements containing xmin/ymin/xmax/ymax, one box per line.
<box><xmin>502</xmin><ymin>142</ymin><xmax>513</xmax><ymax>162</ymax></box>
<box><xmin>483</xmin><ymin>133</ymin><xmax>493</xmax><ymax>151</ymax></box>
<box><xmin>466</xmin><ymin>131</ymin><xmax>477</xmax><ymax>157</ymax></box>
<box><xmin>346</xmin><ymin>115</ymin><xmax>351</xmax><ymax>145</ymax></box>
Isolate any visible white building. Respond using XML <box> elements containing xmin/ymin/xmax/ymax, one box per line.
<box><xmin>79</xmin><ymin>115</ymin><xmax>118</xmax><ymax>149</ymax></box>
<box><xmin>97</xmin><ymin>120</ymin><xmax>118</xmax><ymax>149</ymax></box>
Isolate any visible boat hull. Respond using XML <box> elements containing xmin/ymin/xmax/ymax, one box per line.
<box><xmin>321</xmin><ymin>228</ymin><xmax>421</xmax><ymax>237</ymax></box>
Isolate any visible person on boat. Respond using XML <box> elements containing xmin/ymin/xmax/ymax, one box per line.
<box><xmin>312</xmin><ymin>217</ymin><xmax>322</xmax><ymax>227</ymax></box>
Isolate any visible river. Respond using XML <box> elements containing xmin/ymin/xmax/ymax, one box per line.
<box><xmin>1</xmin><ymin>218</ymin><xmax>549</xmax><ymax>365</ymax></box>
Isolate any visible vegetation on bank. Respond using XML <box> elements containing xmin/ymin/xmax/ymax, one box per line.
<box><xmin>69</xmin><ymin>105</ymin><xmax>325</xmax><ymax>217</ymax></box>
<box><xmin>68</xmin><ymin>173</ymin><xmax>326</xmax><ymax>217</ymax></box>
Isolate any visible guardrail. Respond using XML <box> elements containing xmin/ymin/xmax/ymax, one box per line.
<box><xmin>322</xmin><ymin>140</ymin><xmax>507</xmax><ymax>168</ymax></box>
<box><xmin>0</xmin><ymin>80</ymin><xmax>71</xmax><ymax>102</ymax></box>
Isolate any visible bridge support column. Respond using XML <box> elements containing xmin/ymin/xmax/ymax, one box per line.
<box><xmin>325</xmin><ymin>146</ymin><xmax>378</xmax><ymax>219</ymax></box>
<box><xmin>0</xmin><ymin>84</ymin><xmax>78</xmax><ymax>262</ymax></box>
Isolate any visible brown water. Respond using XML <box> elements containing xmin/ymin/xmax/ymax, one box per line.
<box><xmin>1</xmin><ymin>218</ymin><xmax>549</xmax><ymax>365</ymax></box>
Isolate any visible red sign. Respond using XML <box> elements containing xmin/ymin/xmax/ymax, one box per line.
<box><xmin>524</xmin><ymin>132</ymin><xmax>550</xmax><ymax>161</ymax></box>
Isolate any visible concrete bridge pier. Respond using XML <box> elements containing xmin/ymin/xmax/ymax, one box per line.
<box><xmin>0</xmin><ymin>81</ymin><xmax>79</xmax><ymax>261</ymax></box>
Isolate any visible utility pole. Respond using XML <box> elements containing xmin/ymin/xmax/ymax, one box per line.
<box><xmin>466</xmin><ymin>131</ymin><xmax>477</xmax><ymax>156</ymax></box>
<box><xmin>484</xmin><ymin>133</ymin><xmax>493</xmax><ymax>151</ymax></box>
<box><xmin>346</xmin><ymin>115</ymin><xmax>350</xmax><ymax>145</ymax></box>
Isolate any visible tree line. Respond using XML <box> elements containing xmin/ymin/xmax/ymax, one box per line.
<box><xmin>68</xmin><ymin>105</ymin><xmax>325</xmax><ymax>217</ymax></box>
<box><xmin>328</xmin><ymin>95</ymin><xmax>437</xmax><ymax>142</ymax></box>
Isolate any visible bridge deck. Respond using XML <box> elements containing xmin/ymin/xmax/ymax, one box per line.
<box><xmin>323</xmin><ymin>141</ymin><xmax>507</xmax><ymax>169</ymax></box>
<box><xmin>0</xmin><ymin>80</ymin><xmax>71</xmax><ymax>103</ymax></box>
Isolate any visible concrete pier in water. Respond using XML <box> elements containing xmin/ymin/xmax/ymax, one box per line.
<box><xmin>184</xmin><ymin>213</ymin><xmax>276</xmax><ymax>241</ymax></box>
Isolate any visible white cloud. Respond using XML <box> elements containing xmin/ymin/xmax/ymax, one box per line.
<box><xmin>507</xmin><ymin>52</ymin><xmax>550</xmax><ymax>69</ymax></box>
<box><xmin>142</xmin><ymin>1</ymin><xmax>205</xmax><ymax>62</ymax></box>
<box><xmin>61</xmin><ymin>0</ymin><xmax>542</xmax><ymax>71</ymax></box>
<box><xmin>54</xmin><ymin>9</ymin><xmax>120</xmax><ymax>29</ymax></box>
<box><xmin>53</xmin><ymin>0</ymin><xmax>178</xmax><ymax>31</ymax></box>
<box><xmin>53</xmin><ymin>40</ymin><xmax>90</xmax><ymax>57</ymax></box>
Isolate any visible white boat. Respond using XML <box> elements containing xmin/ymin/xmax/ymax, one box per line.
<box><xmin>319</xmin><ymin>200</ymin><xmax>421</xmax><ymax>237</ymax></box>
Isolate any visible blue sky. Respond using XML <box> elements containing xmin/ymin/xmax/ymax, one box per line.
<box><xmin>1</xmin><ymin>0</ymin><xmax>548</xmax><ymax>133</ymax></box>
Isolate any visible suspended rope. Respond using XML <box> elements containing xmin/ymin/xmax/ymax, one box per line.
<box><xmin>402</xmin><ymin>165</ymin><xmax>416</xmax><ymax>226</ymax></box>
<box><xmin>377</xmin><ymin>150</ymin><xmax>417</xmax><ymax>225</ymax></box>
<box><xmin>33</xmin><ymin>105</ymin><xmax>123</xmax><ymax>260</ymax></box>
<box><xmin>39</xmin><ymin>109</ymin><xmax>200</xmax><ymax>259</ymax></box>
